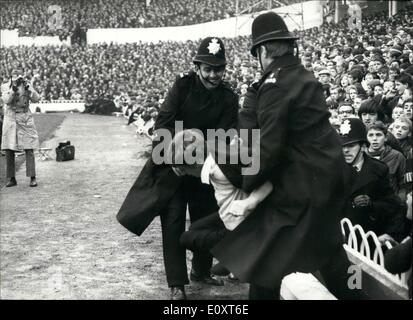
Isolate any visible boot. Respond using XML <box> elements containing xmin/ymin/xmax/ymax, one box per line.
<box><xmin>30</xmin><ymin>176</ymin><xmax>37</xmax><ymax>187</ymax></box>
<box><xmin>6</xmin><ymin>177</ymin><xmax>17</xmax><ymax>187</ymax></box>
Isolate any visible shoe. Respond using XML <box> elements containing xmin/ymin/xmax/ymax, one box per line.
<box><xmin>190</xmin><ymin>270</ymin><xmax>224</xmax><ymax>286</ymax></box>
<box><xmin>170</xmin><ymin>286</ymin><xmax>187</xmax><ymax>300</ymax></box>
<box><xmin>6</xmin><ymin>178</ymin><xmax>17</xmax><ymax>187</ymax></box>
<box><xmin>211</xmin><ymin>262</ymin><xmax>230</xmax><ymax>276</ymax></box>
<box><xmin>30</xmin><ymin>177</ymin><xmax>37</xmax><ymax>187</ymax></box>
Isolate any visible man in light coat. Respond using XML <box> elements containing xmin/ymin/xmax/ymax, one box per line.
<box><xmin>1</xmin><ymin>69</ymin><xmax>40</xmax><ymax>187</ymax></box>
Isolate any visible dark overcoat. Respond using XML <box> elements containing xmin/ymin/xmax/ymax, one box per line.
<box><xmin>117</xmin><ymin>71</ymin><xmax>238</xmax><ymax>236</ymax></box>
<box><xmin>211</xmin><ymin>54</ymin><xmax>349</xmax><ymax>289</ymax></box>
<box><xmin>344</xmin><ymin>154</ymin><xmax>403</xmax><ymax>240</ymax></box>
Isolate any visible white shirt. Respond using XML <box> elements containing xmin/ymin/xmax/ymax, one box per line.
<box><xmin>201</xmin><ymin>154</ymin><xmax>248</xmax><ymax>231</ymax></box>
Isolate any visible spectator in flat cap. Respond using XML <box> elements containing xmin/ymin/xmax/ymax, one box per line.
<box><xmin>390</xmin><ymin>45</ymin><xmax>404</xmax><ymax>59</ymax></box>
<box><xmin>318</xmin><ymin>69</ymin><xmax>332</xmax><ymax>82</ymax></box>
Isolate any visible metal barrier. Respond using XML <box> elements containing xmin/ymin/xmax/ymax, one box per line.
<box><xmin>341</xmin><ymin>218</ymin><xmax>410</xmax><ymax>299</ymax></box>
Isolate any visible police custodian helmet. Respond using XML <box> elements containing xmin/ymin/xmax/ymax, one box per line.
<box><xmin>250</xmin><ymin>12</ymin><xmax>299</xmax><ymax>57</ymax></box>
<box><xmin>338</xmin><ymin>118</ymin><xmax>368</xmax><ymax>146</ymax></box>
<box><xmin>193</xmin><ymin>37</ymin><xmax>226</xmax><ymax>66</ymax></box>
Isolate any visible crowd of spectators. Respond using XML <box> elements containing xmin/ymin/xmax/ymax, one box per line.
<box><xmin>0</xmin><ymin>0</ymin><xmax>306</xmax><ymax>37</ymax></box>
<box><xmin>0</xmin><ymin>36</ymin><xmax>257</xmax><ymax>114</ymax></box>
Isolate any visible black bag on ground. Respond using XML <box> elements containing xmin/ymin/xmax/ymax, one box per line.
<box><xmin>56</xmin><ymin>141</ymin><xmax>75</xmax><ymax>161</ymax></box>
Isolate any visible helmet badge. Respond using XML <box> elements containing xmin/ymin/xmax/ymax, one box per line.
<box><xmin>339</xmin><ymin>119</ymin><xmax>352</xmax><ymax>136</ymax></box>
<box><xmin>207</xmin><ymin>38</ymin><xmax>221</xmax><ymax>55</ymax></box>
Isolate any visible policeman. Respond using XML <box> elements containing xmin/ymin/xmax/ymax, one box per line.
<box><xmin>1</xmin><ymin>68</ymin><xmax>40</xmax><ymax>187</ymax></box>
<box><xmin>338</xmin><ymin>118</ymin><xmax>403</xmax><ymax>241</ymax></box>
<box><xmin>117</xmin><ymin>37</ymin><xmax>238</xmax><ymax>300</ymax></box>
<box><xmin>211</xmin><ymin>12</ymin><xmax>359</xmax><ymax>300</ymax></box>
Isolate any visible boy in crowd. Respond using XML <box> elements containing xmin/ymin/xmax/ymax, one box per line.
<box><xmin>353</xmin><ymin>94</ymin><xmax>365</xmax><ymax>114</ymax></box>
<box><xmin>365</xmin><ymin>121</ymin><xmax>406</xmax><ymax>203</ymax></box>
<box><xmin>403</xmin><ymin>98</ymin><xmax>412</xmax><ymax>120</ymax></box>
<box><xmin>392</xmin><ymin>116</ymin><xmax>412</xmax><ymax>158</ymax></box>
<box><xmin>392</xmin><ymin>105</ymin><xmax>405</xmax><ymax>122</ymax></box>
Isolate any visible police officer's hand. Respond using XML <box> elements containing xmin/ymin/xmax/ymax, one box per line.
<box><xmin>352</xmin><ymin>195</ymin><xmax>371</xmax><ymax>208</ymax></box>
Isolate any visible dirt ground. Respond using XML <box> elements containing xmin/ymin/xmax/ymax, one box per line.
<box><xmin>0</xmin><ymin>113</ymin><xmax>248</xmax><ymax>300</ymax></box>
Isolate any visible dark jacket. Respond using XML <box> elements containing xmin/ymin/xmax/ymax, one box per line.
<box><xmin>344</xmin><ymin>155</ymin><xmax>403</xmax><ymax>240</ymax></box>
<box><xmin>386</xmin><ymin>132</ymin><xmax>404</xmax><ymax>156</ymax></box>
<box><xmin>212</xmin><ymin>54</ymin><xmax>348</xmax><ymax>289</ymax></box>
<box><xmin>366</xmin><ymin>145</ymin><xmax>406</xmax><ymax>196</ymax></box>
<box><xmin>116</xmin><ymin>72</ymin><xmax>238</xmax><ymax>236</ymax></box>
<box><xmin>399</xmin><ymin>138</ymin><xmax>412</xmax><ymax>159</ymax></box>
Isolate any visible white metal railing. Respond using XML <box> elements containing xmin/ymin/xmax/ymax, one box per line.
<box><xmin>340</xmin><ymin>218</ymin><xmax>409</xmax><ymax>287</ymax></box>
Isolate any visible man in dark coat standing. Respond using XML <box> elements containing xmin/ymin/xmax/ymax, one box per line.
<box><xmin>211</xmin><ymin>12</ymin><xmax>358</xmax><ymax>299</ymax></box>
<box><xmin>117</xmin><ymin>37</ymin><xmax>238</xmax><ymax>300</ymax></box>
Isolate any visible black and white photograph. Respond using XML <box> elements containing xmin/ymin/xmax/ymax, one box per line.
<box><xmin>0</xmin><ymin>0</ymin><xmax>412</xmax><ymax>306</ymax></box>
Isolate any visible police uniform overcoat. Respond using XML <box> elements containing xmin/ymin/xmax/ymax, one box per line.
<box><xmin>211</xmin><ymin>54</ymin><xmax>349</xmax><ymax>289</ymax></box>
<box><xmin>117</xmin><ymin>71</ymin><xmax>238</xmax><ymax>236</ymax></box>
<box><xmin>344</xmin><ymin>154</ymin><xmax>402</xmax><ymax>239</ymax></box>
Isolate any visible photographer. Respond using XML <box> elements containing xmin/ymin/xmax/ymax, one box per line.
<box><xmin>1</xmin><ymin>69</ymin><xmax>40</xmax><ymax>187</ymax></box>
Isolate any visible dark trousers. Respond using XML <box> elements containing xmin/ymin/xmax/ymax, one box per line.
<box><xmin>180</xmin><ymin>212</ymin><xmax>228</xmax><ymax>252</ymax></box>
<box><xmin>180</xmin><ymin>214</ymin><xmax>362</xmax><ymax>300</ymax></box>
<box><xmin>6</xmin><ymin>149</ymin><xmax>36</xmax><ymax>178</ymax></box>
<box><xmin>249</xmin><ymin>246</ymin><xmax>363</xmax><ymax>300</ymax></box>
<box><xmin>160</xmin><ymin>176</ymin><xmax>218</xmax><ymax>287</ymax></box>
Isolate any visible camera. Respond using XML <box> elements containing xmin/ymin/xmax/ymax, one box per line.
<box><xmin>11</xmin><ymin>76</ymin><xmax>29</xmax><ymax>92</ymax></box>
